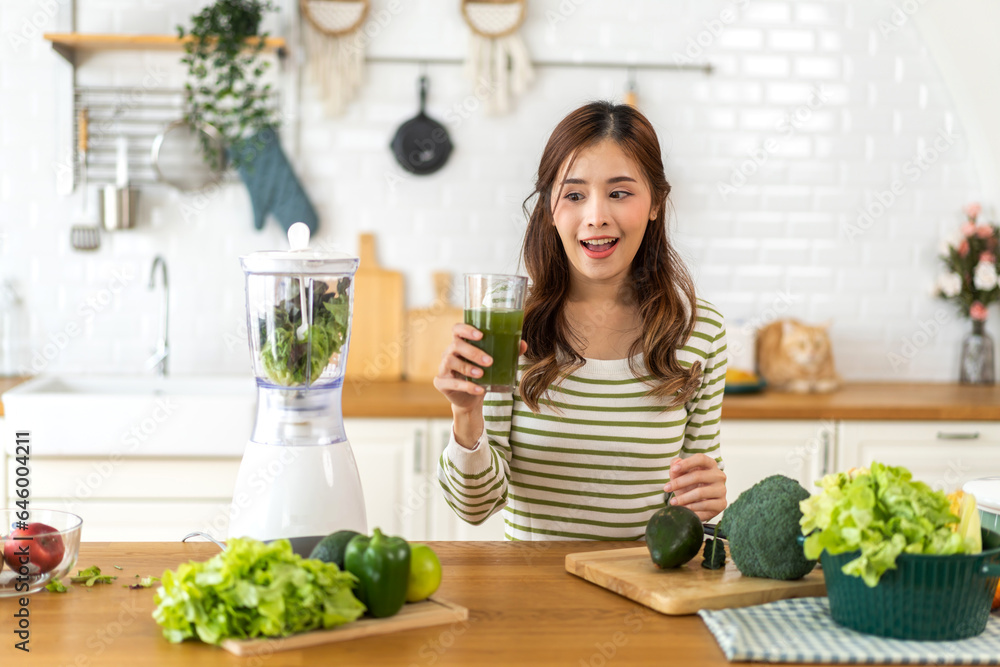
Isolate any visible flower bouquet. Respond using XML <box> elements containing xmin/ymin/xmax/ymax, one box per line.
<box><xmin>936</xmin><ymin>203</ymin><xmax>998</xmax><ymax>383</ymax></box>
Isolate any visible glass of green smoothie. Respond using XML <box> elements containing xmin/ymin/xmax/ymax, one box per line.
<box><xmin>464</xmin><ymin>274</ymin><xmax>527</xmax><ymax>393</ymax></box>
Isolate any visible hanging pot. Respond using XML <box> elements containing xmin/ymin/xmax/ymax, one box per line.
<box><xmin>390</xmin><ymin>76</ymin><xmax>453</xmax><ymax>176</ymax></box>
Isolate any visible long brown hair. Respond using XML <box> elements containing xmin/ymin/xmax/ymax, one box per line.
<box><xmin>518</xmin><ymin>101</ymin><xmax>703</xmax><ymax>413</ymax></box>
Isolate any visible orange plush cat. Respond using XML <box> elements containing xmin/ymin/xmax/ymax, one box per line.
<box><xmin>756</xmin><ymin>319</ymin><xmax>840</xmax><ymax>393</ymax></box>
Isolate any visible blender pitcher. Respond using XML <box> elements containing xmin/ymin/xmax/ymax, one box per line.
<box><xmin>229</xmin><ymin>224</ymin><xmax>367</xmax><ymax>555</ymax></box>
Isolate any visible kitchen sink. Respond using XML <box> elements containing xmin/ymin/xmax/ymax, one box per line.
<box><xmin>2</xmin><ymin>375</ymin><xmax>257</xmax><ymax>457</ymax></box>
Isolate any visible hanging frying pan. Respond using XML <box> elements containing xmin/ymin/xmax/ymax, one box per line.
<box><xmin>391</xmin><ymin>75</ymin><xmax>453</xmax><ymax>175</ymax></box>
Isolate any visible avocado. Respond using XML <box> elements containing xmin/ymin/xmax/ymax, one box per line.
<box><xmin>309</xmin><ymin>530</ymin><xmax>362</xmax><ymax>569</ymax></box>
<box><xmin>645</xmin><ymin>505</ymin><xmax>704</xmax><ymax>569</ymax></box>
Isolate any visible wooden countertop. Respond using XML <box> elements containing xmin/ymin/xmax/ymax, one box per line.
<box><xmin>2</xmin><ymin>376</ymin><xmax>999</xmax><ymax>421</ymax></box>
<box><xmin>342</xmin><ymin>379</ymin><xmax>1000</xmax><ymax>421</ymax></box>
<box><xmin>0</xmin><ymin>540</ymin><xmax>813</xmax><ymax>666</ymax></box>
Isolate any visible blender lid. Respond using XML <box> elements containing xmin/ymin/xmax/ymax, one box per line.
<box><xmin>240</xmin><ymin>250</ymin><xmax>359</xmax><ymax>275</ymax></box>
<box><xmin>241</xmin><ymin>223</ymin><xmax>359</xmax><ymax>275</ymax></box>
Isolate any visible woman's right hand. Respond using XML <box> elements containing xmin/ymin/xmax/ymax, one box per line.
<box><xmin>432</xmin><ymin>323</ymin><xmax>527</xmax><ymax>412</ymax></box>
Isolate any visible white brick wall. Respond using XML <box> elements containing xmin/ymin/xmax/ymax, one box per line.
<box><xmin>0</xmin><ymin>0</ymin><xmax>994</xmax><ymax>382</ymax></box>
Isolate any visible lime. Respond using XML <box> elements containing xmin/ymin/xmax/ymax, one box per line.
<box><xmin>406</xmin><ymin>544</ymin><xmax>442</xmax><ymax>602</ymax></box>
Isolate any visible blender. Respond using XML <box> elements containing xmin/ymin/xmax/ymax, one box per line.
<box><xmin>228</xmin><ymin>224</ymin><xmax>367</xmax><ymax>554</ymax></box>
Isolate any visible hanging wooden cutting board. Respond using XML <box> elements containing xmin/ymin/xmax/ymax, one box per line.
<box><xmin>565</xmin><ymin>546</ymin><xmax>826</xmax><ymax>615</ymax></box>
<box><xmin>346</xmin><ymin>233</ymin><xmax>404</xmax><ymax>381</ymax></box>
<box><xmin>403</xmin><ymin>272</ymin><xmax>464</xmax><ymax>382</ymax></box>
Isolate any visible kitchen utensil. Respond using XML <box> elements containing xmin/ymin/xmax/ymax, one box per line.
<box><xmin>461</xmin><ymin>0</ymin><xmax>534</xmax><ymax>114</ymax></box>
<box><xmin>77</xmin><ymin>107</ymin><xmax>88</xmax><ymax>205</ymax></box>
<box><xmin>390</xmin><ymin>76</ymin><xmax>453</xmax><ymax>175</ymax></box>
<box><xmin>345</xmin><ymin>233</ymin><xmax>404</xmax><ymax>381</ymax></box>
<box><xmin>70</xmin><ymin>106</ymin><xmax>101</xmax><ymax>251</ymax></box>
<box><xmin>220</xmin><ymin>597</ymin><xmax>468</xmax><ymax>656</ymax></box>
<box><xmin>100</xmin><ymin>185</ymin><xmax>139</xmax><ymax>230</ymax></box>
<box><xmin>301</xmin><ymin>0</ymin><xmax>369</xmax><ymax>115</ymax></box>
<box><xmin>820</xmin><ymin>527</ymin><xmax>1000</xmax><ymax>640</ymax></box>
<box><xmin>464</xmin><ymin>273</ymin><xmax>527</xmax><ymax>392</ymax></box>
<box><xmin>69</xmin><ymin>226</ymin><xmax>100</xmax><ymax>251</ymax></box>
<box><xmin>623</xmin><ymin>68</ymin><xmax>638</xmax><ymax>107</ymax></box>
<box><xmin>564</xmin><ymin>546</ymin><xmax>826</xmax><ymax>615</ymax></box>
<box><xmin>964</xmin><ymin>478</ymin><xmax>1000</xmax><ymax>533</ymax></box>
<box><xmin>0</xmin><ymin>509</ymin><xmax>83</xmax><ymax>598</ymax></box>
<box><xmin>228</xmin><ymin>224</ymin><xmax>368</xmax><ymax>553</ymax></box>
<box><xmin>150</xmin><ymin>118</ymin><xmax>225</xmax><ymax>192</ymax></box>
<box><xmin>403</xmin><ymin>272</ymin><xmax>463</xmax><ymax>382</ymax></box>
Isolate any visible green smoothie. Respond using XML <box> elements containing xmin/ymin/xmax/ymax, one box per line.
<box><xmin>463</xmin><ymin>308</ymin><xmax>524</xmax><ymax>391</ymax></box>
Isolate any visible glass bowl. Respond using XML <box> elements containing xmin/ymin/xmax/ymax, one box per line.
<box><xmin>0</xmin><ymin>509</ymin><xmax>82</xmax><ymax>597</ymax></box>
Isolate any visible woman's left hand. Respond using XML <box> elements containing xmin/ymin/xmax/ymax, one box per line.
<box><xmin>663</xmin><ymin>454</ymin><xmax>727</xmax><ymax>522</ymax></box>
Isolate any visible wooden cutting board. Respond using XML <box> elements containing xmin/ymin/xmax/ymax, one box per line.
<box><xmin>221</xmin><ymin>597</ymin><xmax>468</xmax><ymax>656</ymax></box>
<box><xmin>404</xmin><ymin>272</ymin><xmax>464</xmax><ymax>382</ymax></box>
<box><xmin>565</xmin><ymin>546</ymin><xmax>826</xmax><ymax>615</ymax></box>
<box><xmin>346</xmin><ymin>233</ymin><xmax>404</xmax><ymax>381</ymax></box>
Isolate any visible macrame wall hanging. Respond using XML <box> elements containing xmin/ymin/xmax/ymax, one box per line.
<box><xmin>461</xmin><ymin>0</ymin><xmax>534</xmax><ymax>114</ymax></box>
<box><xmin>301</xmin><ymin>0</ymin><xmax>370</xmax><ymax>115</ymax></box>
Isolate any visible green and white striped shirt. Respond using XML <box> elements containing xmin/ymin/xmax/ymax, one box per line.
<box><xmin>437</xmin><ymin>300</ymin><xmax>727</xmax><ymax>541</ymax></box>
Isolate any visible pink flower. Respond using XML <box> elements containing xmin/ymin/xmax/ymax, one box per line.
<box><xmin>981</xmin><ymin>251</ymin><xmax>997</xmax><ymax>265</ymax></box>
<box><xmin>965</xmin><ymin>202</ymin><xmax>982</xmax><ymax>220</ymax></box>
<box><xmin>977</xmin><ymin>224</ymin><xmax>994</xmax><ymax>239</ymax></box>
<box><xmin>962</xmin><ymin>222</ymin><xmax>977</xmax><ymax>237</ymax></box>
<box><xmin>959</xmin><ymin>240</ymin><xmax>970</xmax><ymax>257</ymax></box>
<box><xmin>970</xmin><ymin>302</ymin><xmax>989</xmax><ymax>321</ymax></box>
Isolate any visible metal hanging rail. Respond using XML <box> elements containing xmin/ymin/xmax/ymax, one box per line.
<box><xmin>366</xmin><ymin>54</ymin><xmax>713</xmax><ymax>74</ymax></box>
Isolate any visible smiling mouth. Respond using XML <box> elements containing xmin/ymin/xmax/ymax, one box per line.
<box><xmin>580</xmin><ymin>238</ymin><xmax>619</xmax><ymax>252</ymax></box>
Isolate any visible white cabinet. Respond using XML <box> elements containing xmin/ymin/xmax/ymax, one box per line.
<box><xmin>721</xmin><ymin>420</ymin><xmax>835</xmax><ymax>503</ymax></box>
<box><xmin>837</xmin><ymin>421</ymin><xmax>1000</xmax><ymax>494</ymax></box>
<box><xmin>345</xmin><ymin>418</ymin><xmax>426</xmax><ymax>541</ymax></box>
<box><xmin>6</xmin><ymin>414</ymin><xmax>999</xmax><ymax>542</ymax></box>
<box><xmin>1</xmin><ymin>420</ymin><xmax>431</xmax><ymax>543</ymax></box>
<box><xmin>427</xmin><ymin>419</ymin><xmax>506</xmax><ymax>541</ymax></box>
<box><xmin>4</xmin><ymin>456</ymin><xmax>241</xmax><ymax>541</ymax></box>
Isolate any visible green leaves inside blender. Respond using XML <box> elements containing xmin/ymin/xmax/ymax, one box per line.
<box><xmin>259</xmin><ymin>277</ymin><xmax>351</xmax><ymax>386</ymax></box>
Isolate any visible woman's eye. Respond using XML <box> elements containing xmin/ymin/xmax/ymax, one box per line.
<box><xmin>565</xmin><ymin>192</ymin><xmax>584</xmax><ymax>202</ymax></box>
<box><xmin>610</xmin><ymin>190</ymin><xmax>632</xmax><ymax>199</ymax></box>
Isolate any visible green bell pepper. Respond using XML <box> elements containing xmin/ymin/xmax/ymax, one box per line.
<box><xmin>344</xmin><ymin>528</ymin><xmax>411</xmax><ymax>618</ymax></box>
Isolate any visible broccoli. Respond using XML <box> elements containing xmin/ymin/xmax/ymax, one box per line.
<box><xmin>701</xmin><ymin>537</ymin><xmax>727</xmax><ymax>570</ymax></box>
<box><xmin>718</xmin><ymin>474</ymin><xmax>817</xmax><ymax>580</ymax></box>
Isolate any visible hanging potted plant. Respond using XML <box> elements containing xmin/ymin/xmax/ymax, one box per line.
<box><xmin>177</xmin><ymin>0</ymin><xmax>318</xmax><ymax>233</ymax></box>
<box><xmin>177</xmin><ymin>0</ymin><xmax>278</xmax><ymax>169</ymax></box>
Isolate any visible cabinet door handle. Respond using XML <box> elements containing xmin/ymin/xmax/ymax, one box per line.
<box><xmin>821</xmin><ymin>430</ymin><xmax>831</xmax><ymax>477</ymax></box>
<box><xmin>936</xmin><ymin>431</ymin><xmax>980</xmax><ymax>440</ymax></box>
<box><xmin>413</xmin><ymin>431</ymin><xmax>423</xmax><ymax>475</ymax></box>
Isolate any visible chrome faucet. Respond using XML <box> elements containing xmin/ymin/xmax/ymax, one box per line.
<box><xmin>147</xmin><ymin>255</ymin><xmax>169</xmax><ymax>376</ymax></box>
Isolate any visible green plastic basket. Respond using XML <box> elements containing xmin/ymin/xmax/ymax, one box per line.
<box><xmin>820</xmin><ymin>528</ymin><xmax>1000</xmax><ymax>641</ymax></box>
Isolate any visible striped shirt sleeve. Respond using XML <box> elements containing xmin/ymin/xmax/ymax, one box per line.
<box><xmin>436</xmin><ymin>393</ymin><xmax>513</xmax><ymax>525</ymax></box>
<box><xmin>682</xmin><ymin>311</ymin><xmax>727</xmax><ymax>469</ymax></box>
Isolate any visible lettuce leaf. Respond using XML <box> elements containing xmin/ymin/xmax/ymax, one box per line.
<box><xmin>258</xmin><ymin>277</ymin><xmax>351</xmax><ymax>387</ymax></box>
<box><xmin>800</xmin><ymin>462</ymin><xmax>966</xmax><ymax>587</ymax></box>
<box><xmin>152</xmin><ymin>538</ymin><xmax>365</xmax><ymax>644</ymax></box>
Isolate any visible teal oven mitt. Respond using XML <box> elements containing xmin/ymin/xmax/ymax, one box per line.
<box><xmin>231</xmin><ymin>127</ymin><xmax>319</xmax><ymax>233</ymax></box>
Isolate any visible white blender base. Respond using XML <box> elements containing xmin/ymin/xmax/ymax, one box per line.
<box><xmin>228</xmin><ymin>440</ymin><xmax>367</xmax><ymax>549</ymax></box>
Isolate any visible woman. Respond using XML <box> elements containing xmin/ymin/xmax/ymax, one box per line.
<box><xmin>434</xmin><ymin>101</ymin><xmax>727</xmax><ymax>540</ymax></box>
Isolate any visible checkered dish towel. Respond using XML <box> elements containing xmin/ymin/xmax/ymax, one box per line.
<box><xmin>698</xmin><ymin>598</ymin><xmax>1000</xmax><ymax>664</ymax></box>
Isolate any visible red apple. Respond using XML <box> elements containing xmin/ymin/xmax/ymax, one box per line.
<box><xmin>3</xmin><ymin>523</ymin><xmax>65</xmax><ymax>575</ymax></box>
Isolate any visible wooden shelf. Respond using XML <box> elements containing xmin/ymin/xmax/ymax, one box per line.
<box><xmin>43</xmin><ymin>32</ymin><xmax>287</xmax><ymax>63</ymax></box>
